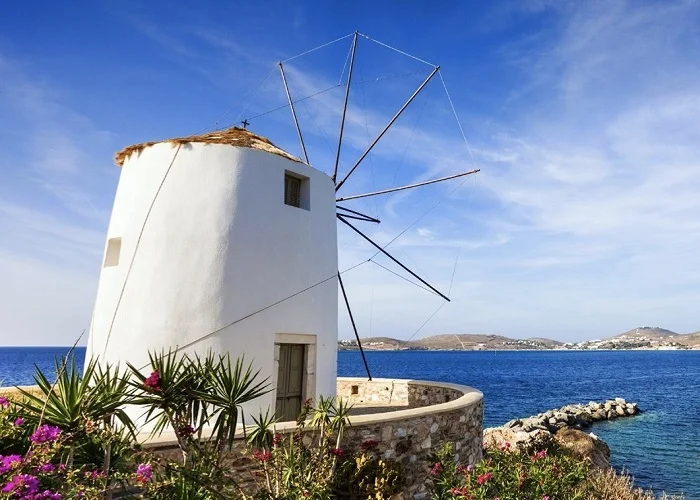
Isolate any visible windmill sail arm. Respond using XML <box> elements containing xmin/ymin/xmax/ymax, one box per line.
<box><xmin>336</xmin><ymin>168</ymin><xmax>480</xmax><ymax>202</ymax></box>
<box><xmin>332</xmin><ymin>32</ymin><xmax>358</xmax><ymax>183</ymax></box>
<box><xmin>338</xmin><ymin>272</ymin><xmax>372</xmax><ymax>380</ymax></box>
<box><xmin>335</xmin><ymin>66</ymin><xmax>440</xmax><ymax>192</ymax></box>
<box><xmin>278</xmin><ymin>62</ymin><xmax>310</xmax><ymax>164</ymax></box>
<box><xmin>336</xmin><ymin>205</ymin><xmax>381</xmax><ymax>223</ymax></box>
<box><xmin>337</xmin><ymin>214</ymin><xmax>450</xmax><ymax>302</ymax></box>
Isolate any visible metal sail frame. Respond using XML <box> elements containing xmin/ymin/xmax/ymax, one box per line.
<box><xmin>273</xmin><ymin>32</ymin><xmax>479</xmax><ymax>380</ymax></box>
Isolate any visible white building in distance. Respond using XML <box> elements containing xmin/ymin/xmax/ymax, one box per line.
<box><xmin>86</xmin><ymin>127</ymin><xmax>338</xmax><ymax>421</ymax></box>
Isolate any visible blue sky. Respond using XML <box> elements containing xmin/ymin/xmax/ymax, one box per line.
<box><xmin>1</xmin><ymin>1</ymin><xmax>699</xmax><ymax>346</ymax></box>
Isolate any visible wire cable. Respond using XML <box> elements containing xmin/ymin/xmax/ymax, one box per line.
<box><xmin>282</xmin><ymin>33</ymin><xmax>354</xmax><ymax>63</ymax></box>
<box><xmin>338</xmin><ymin>37</ymin><xmax>354</xmax><ymax>86</ymax></box>
<box><xmin>166</xmin><ymin>259</ymin><xmax>369</xmax><ymax>357</ymax></box>
<box><xmin>195</xmin><ymin>66</ymin><xmax>276</xmax><ymax>135</ymax></box>
<box><xmin>439</xmin><ymin>70</ymin><xmax>477</xmax><ymax>167</ymax></box>
<box><xmin>357</xmin><ymin>32</ymin><xmax>436</xmax><ymax>68</ymax></box>
<box><xmin>369</xmin><ymin>259</ymin><xmax>442</xmax><ymax>297</ymax></box>
<box><xmin>399</xmin><ymin>301</ymin><xmax>448</xmax><ymax>349</ymax></box>
<box><xmin>368</xmin><ymin>173</ymin><xmax>475</xmax><ymax>261</ymax></box>
<box><xmin>101</xmin><ymin>144</ymin><xmax>183</xmax><ymax>356</ymax></box>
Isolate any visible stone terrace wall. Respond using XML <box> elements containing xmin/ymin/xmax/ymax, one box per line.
<box><xmin>146</xmin><ymin>378</ymin><xmax>484</xmax><ymax>500</ymax></box>
<box><xmin>338</xmin><ymin>379</ymin><xmax>483</xmax><ymax>499</ymax></box>
<box><xmin>336</xmin><ymin>378</ymin><xmax>466</xmax><ymax>409</ymax></box>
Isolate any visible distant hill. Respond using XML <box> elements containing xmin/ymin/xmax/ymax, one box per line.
<box><xmin>339</xmin><ymin>333</ymin><xmax>564</xmax><ymax>351</ymax></box>
<box><xmin>602</xmin><ymin>326</ymin><xmax>700</xmax><ymax>348</ymax></box>
<box><xmin>338</xmin><ymin>327</ymin><xmax>700</xmax><ymax>351</ymax></box>
<box><xmin>612</xmin><ymin>327</ymin><xmax>679</xmax><ymax>339</ymax></box>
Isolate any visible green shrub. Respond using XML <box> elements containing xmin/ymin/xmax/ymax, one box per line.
<box><xmin>430</xmin><ymin>442</ymin><xmax>589</xmax><ymax>500</ymax></box>
<box><xmin>242</xmin><ymin>398</ymin><xmax>404</xmax><ymax>500</ymax></box>
<box><xmin>1</xmin><ymin>351</ymin><xmax>404</xmax><ymax>499</ymax></box>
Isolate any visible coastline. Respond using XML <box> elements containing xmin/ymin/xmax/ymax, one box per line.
<box><xmin>338</xmin><ymin>347</ymin><xmax>700</xmax><ymax>352</ymax></box>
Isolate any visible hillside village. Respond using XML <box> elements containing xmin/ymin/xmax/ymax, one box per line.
<box><xmin>339</xmin><ymin>326</ymin><xmax>700</xmax><ymax>351</ymax></box>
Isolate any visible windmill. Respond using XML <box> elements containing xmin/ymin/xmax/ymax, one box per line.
<box><xmin>85</xmin><ymin>31</ymin><xmax>478</xmax><ymax>422</ymax></box>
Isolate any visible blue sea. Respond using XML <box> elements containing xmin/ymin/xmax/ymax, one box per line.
<box><xmin>339</xmin><ymin>350</ymin><xmax>699</xmax><ymax>499</ymax></box>
<box><xmin>1</xmin><ymin>348</ymin><xmax>697</xmax><ymax>497</ymax></box>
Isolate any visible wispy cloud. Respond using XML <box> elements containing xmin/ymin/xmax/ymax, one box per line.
<box><xmin>2</xmin><ymin>1</ymin><xmax>699</xmax><ymax>345</ymax></box>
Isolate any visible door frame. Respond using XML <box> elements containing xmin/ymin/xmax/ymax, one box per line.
<box><xmin>273</xmin><ymin>333</ymin><xmax>317</xmax><ymax>418</ymax></box>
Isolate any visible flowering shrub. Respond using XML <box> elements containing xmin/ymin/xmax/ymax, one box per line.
<box><xmin>242</xmin><ymin>398</ymin><xmax>403</xmax><ymax>499</ymax></box>
<box><xmin>0</xmin><ymin>349</ymin><xmax>269</xmax><ymax>499</ymax></box>
<box><xmin>430</xmin><ymin>442</ymin><xmax>589</xmax><ymax>500</ymax></box>
<box><xmin>0</xmin><ymin>417</ymin><xmax>133</xmax><ymax>499</ymax></box>
<box><xmin>1</xmin><ymin>351</ymin><xmax>405</xmax><ymax>499</ymax></box>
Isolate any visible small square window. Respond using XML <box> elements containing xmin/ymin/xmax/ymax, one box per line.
<box><xmin>104</xmin><ymin>237</ymin><xmax>122</xmax><ymax>267</ymax></box>
<box><xmin>284</xmin><ymin>171</ymin><xmax>310</xmax><ymax>210</ymax></box>
<box><xmin>284</xmin><ymin>174</ymin><xmax>302</xmax><ymax>208</ymax></box>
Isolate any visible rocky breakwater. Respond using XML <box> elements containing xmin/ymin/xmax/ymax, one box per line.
<box><xmin>484</xmin><ymin>398</ymin><xmax>640</xmax><ymax>469</ymax></box>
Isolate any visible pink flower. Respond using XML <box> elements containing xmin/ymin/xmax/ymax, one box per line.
<box><xmin>0</xmin><ymin>455</ymin><xmax>22</xmax><ymax>474</ymax></box>
<box><xmin>143</xmin><ymin>371</ymin><xmax>161</xmax><ymax>391</ymax></box>
<box><xmin>84</xmin><ymin>470</ymin><xmax>104</xmax><ymax>480</ymax></box>
<box><xmin>430</xmin><ymin>462</ymin><xmax>442</xmax><ymax>476</ymax></box>
<box><xmin>2</xmin><ymin>473</ymin><xmax>40</xmax><ymax>495</ymax></box>
<box><xmin>500</xmin><ymin>441</ymin><xmax>511</xmax><ymax>451</ymax></box>
<box><xmin>30</xmin><ymin>425</ymin><xmax>61</xmax><ymax>444</ymax></box>
<box><xmin>176</xmin><ymin>425</ymin><xmax>195</xmax><ymax>438</ymax></box>
<box><xmin>0</xmin><ymin>397</ymin><xmax>9</xmax><ymax>408</ymax></box>
<box><xmin>449</xmin><ymin>486</ymin><xmax>469</xmax><ymax>496</ymax></box>
<box><xmin>477</xmin><ymin>472</ymin><xmax>493</xmax><ymax>485</ymax></box>
<box><xmin>37</xmin><ymin>463</ymin><xmax>55</xmax><ymax>473</ymax></box>
<box><xmin>542</xmin><ymin>496</ymin><xmax>551</xmax><ymax>500</ymax></box>
<box><xmin>252</xmin><ymin>450</ymin><xmax>273</xmax><ymax>463</ymax></box>
<box><xmin>13</xmin><ymin>418</ymin><xmax>24</xmax><ymax>427</ymax></box>
<box><xmin>532</xmin><ymin>449</ymin><xmax>547</xmax><ymax>461</ymax></box>
<box><xmin>272</xmin><ymin>433</ymin><xmax>283</xmax><ymax>446</ymax></box>
<box><xmin>136</xmin><ymin>463</ymin><xmax>152</xmax><ymax>483</ymax></box>
<box><xmin>330</xmin><ymin>448</ymin><xmax>344</xmax><ymax>457</ymax></box>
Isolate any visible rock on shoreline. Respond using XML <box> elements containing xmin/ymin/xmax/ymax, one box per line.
<box><xmin>483</xmin><ymin>398</ymin><xmax>640</xmax><ymax>469</ymax></box>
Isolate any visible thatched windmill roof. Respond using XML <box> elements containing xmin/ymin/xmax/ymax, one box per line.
<box><xmin>114</xmin><ymin>127</ymin><xmax>302</xmax><ymax>166</ymax></box>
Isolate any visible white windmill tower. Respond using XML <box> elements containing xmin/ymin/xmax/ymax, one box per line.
<box><xmin>86</xmin><ymin>32</ymin><xmax>479</xmax><ymax>422</ymax></box>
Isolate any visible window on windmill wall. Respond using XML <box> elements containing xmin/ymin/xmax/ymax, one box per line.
<box><xmin>103</xmin><ymin>238</ymin><xmax>122</xmax><ymax>267</ymax></box>
<box><xmin>284</xmin><ymin>171</ymin><xmax>310</xmax><ymax>210</ymax></box>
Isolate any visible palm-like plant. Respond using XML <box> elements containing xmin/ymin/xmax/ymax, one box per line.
<box><xmin>17</xmin><ymin>359</ymin><xmax>133</xmax><ymax>433</ymax></box>
<box><xmin>196</xmin><ymin>353</ymin><xmax>270</xmax><ymax>453</ymax></box>
<box><xmin>246</xmin><ymin>409</ymin><xmax>277</xmax><ymax>451</ymax></box>
<box><xmin>15</xmin><ymin>359</ymin><xmax>136</xmax><ymax>465</ymax></box>
<box><xmin>129</xmin><ymin>350</ymin><xmax>270</xmax><ymax>465</ymax></box>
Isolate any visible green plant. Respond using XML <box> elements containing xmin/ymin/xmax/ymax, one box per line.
<box><xmin>430</xmin><ymin>442</ymin><xmax>589</xmax><ymax>500</ymax></box>
<box><xmin>244</xmin><ymin>397</ymin><xmax>404</xmax><ymax>500</ymax></box>
<box><xmin>13</xmin><ymin>358</ymin><xmax>137</xmax><ymax>484</ymax></box>
<box><xmin>1</xmin><ymin>349</ymin><xmax>273</xmax><ymax>500</ymax></box>
<box><xmin>334</xmin><ymin>443</ymin><xmax>404</xmax><ymax>499</ymax></box>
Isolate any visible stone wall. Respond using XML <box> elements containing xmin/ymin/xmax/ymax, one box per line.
<box><xmin>145</xmin><ymin>379</ymin><xmax>482</xmax><ymax>499</ymax></box>
<box><xmin>336</xmin><ymin>378</ymin><xmax>467</xmax><ymax>409</ymax></box>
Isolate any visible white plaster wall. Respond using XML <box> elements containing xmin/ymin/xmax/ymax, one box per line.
<box><xmin>86</xmin><ymin>143</ymin><xmax>338</xmax><ymax>421</ymax></box>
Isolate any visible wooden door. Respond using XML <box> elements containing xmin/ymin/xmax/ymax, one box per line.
<box><xmin>275</xmin><ymin>344</ymin><xmax>305</xmax><ymax>421</ymax></box>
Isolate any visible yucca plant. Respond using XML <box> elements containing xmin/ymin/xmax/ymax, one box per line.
<box><xmin>17</xmin><ymin>359</ymin><xmax>134</xmax><ymax>433</ymax></box>
<box><xmin>247</xmin><ymin>408</ymin><xmax>278</xmax><ymax>451</ymax></box>
<box><xmin>129</xmin><ymin>350</ymin><xmax>269</xmax><ymax>466</ymax></box>
<box><xmin>195</xmin><ymin>353</ymin><xmax>270</xmax><ymax>455</ymax></box>
<box><xmin>15</xmin><ymin>358</ymin><xmax>135</xmax><ymax>465</ymax></box>
<box><xmin>128</xmin><ymin>349</ymin><xmax>204</xmax><ymax>466</ymax></box>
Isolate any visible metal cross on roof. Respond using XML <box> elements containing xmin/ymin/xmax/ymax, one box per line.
<box><xmin>241</xmin><ymin>119</ymin><xmax>250</xmax><ymax>129</ymax></box>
